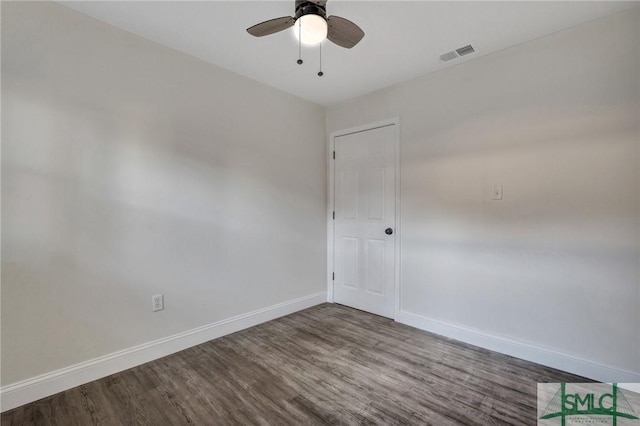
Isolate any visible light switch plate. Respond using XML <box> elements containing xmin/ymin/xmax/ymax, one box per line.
<box><xmin>492</xmin><ymin>185</ymin><xmax>503</xmax><ymax>200</ymax></box>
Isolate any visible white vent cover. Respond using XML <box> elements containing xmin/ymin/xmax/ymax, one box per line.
<box><xmin>439</xmin><ymin>51</ymin><xmax>458</xmax><ymax>62</ymax></box>
<box><xmin>455</xmin><ymin>44</ymin><xmax>475</xmax><ymax>56</ymax></box>
<box><xmin>440</xmin><ymin>43</ymin><xmax>477</xmax><ymax>62</ymax></box>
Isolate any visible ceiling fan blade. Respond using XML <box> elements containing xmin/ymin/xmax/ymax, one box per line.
<box><xmin>247</xmin><ymin>16</ymin><xmax>295</xmax><ymax>37</ymax></box>
<box><xmin>326</xmin><ymin>16</ymin><xmax>364</xmax><ymax>49</ymax></box>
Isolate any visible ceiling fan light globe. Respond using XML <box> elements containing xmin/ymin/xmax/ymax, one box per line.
<box><xmin>295</xmin><ymin>14</ymin><xmax>328</xmax><ymax>45</ymax></box>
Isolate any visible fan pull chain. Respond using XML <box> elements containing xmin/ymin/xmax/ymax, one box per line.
<box><xmin>296</xmin><ymin>20</ymin><xmax>303</xmax><ymax>65</ymax></box>
<box><xmin>318</xmin><ymin>43</ymin><xmax>324</xmax><ymax>77</ymax></box>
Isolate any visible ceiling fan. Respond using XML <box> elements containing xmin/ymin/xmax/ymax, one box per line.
<box><xmin>246</xmin><ymin>0</ymin><xmax>365</xmax><ymax>49</ymax></box>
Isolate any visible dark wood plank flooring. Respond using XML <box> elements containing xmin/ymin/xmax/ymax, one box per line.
<box><xmin>1</xmin><ymin>303</ymin><xmax>586</xmax><ymax>425</ymax></box>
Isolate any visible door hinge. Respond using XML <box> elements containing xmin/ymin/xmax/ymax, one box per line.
<box><xmin>332</xmin><ymin>272</ymin><xmax>335</xmax><ymax>281</ymax></box>
<box><xmin>332</xmin><ymin>151</ymin><xmax>335</xmax><ymax>159</ymax></box>
<box><xmin>332</xmin><ymin>211</ymin><xmax>335</xmax><ymax>220</ymax></box>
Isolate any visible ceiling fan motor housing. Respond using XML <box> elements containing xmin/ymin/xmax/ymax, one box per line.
<box><xmin>295</xmin><ymin>1</ymin><xmax>327</xmax><ymax>20</ymax></box>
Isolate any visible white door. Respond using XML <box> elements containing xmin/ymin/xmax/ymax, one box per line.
<box><xmin>333</xmin><ymin>124</ymin><xmax>396</xmax><ymax>318</ymax></box>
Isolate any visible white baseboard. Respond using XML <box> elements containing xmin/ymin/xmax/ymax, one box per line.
<box><xmin>0</xmin><ymin>291</ymin><xmax>326</xmax><ymax>413</ymax></box>
<box><xmin>396</xmin><ymin>310</ymin><xmax>640</xmax><ymax>384</ymax></box>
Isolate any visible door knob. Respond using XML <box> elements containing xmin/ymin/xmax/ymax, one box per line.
<box><xmin>385</xmin><ymin>228</ymin><xmax>393</xmax><ymax>235</ymax></box>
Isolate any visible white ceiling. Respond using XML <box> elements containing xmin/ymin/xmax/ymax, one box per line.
<box><xmin>60</xmin><ymin>1</ymin><xmax>638</xmax><ymax>106</ymax></box>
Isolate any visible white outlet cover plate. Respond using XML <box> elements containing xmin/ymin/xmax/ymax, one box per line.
<box><xmin>152</xmin><ymin>294</ymin><xmax>164</xmax><ymax>312</ymax></box>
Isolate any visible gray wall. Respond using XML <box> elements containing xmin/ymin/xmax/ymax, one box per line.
<box><xmin>327</xmin><ymin>9</ymin><xmax>640</xmax><ymax>376</ymax></box>
<box><xmin>1</xmin><ymin>1</ymin><xmax>327</xmax><ymax>385</ymax></box>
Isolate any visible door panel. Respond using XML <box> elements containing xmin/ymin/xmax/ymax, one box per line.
<box><xmin>367</xmin><ymin>168</ymin><xmax>385</xmax><ymax>220</ymax></box>
<box><xmin>365</xmin><ymin>238</ymin><xmax>385</xmax><ymax>294</ymax></box>
<box><xmin>333</xmin><ymin>124</ymin><xmax>396</xmax><ymax>318</ymax></box>
<box><xmin>338</xmin><ymin>170</ymin><xmax>358</xmax><ymax>219</ymax></box>
<box><xmin>341</xmin><ymin>237</ymin><xmax>359</xmax><ymax>288</ymax></box>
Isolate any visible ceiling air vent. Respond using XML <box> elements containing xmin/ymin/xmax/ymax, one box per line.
<box><xmin>439</xmin><ymin>51</ymin><xmax>458</xmax><ymax>62</ymax></box>
<box><xmin>439</xmin><ymin>43</ymin><xmax>477</xmax><ymax>62</ymax></box>
<box><xmin>455</xmin><ymin>44</ymin><xmax>475</xmax><ymax>57</ymax></box>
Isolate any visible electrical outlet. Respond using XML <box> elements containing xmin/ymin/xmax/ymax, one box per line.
<box><xmin>152</xmin><ymin>294</ymin><xmax>164</xmax><ymax>312</ymax></box>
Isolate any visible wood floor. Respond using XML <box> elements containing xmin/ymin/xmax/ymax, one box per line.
<box><xmin>1</xmin><ymin>303</ymin><xmax>586</xmax><ymax>425</ymax></box>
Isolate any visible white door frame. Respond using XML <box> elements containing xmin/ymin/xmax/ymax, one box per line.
<box><xmin>327</xmin><ymin>117</ymin><xmax>401</xmax><ymax>320</ymax></box>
